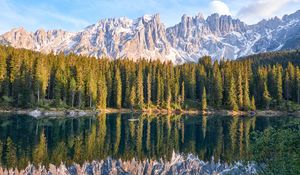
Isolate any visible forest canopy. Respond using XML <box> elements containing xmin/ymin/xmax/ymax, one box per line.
<box><xmin>0</xmin><ymin>45</ymin><xmax>299</xmax><ymax>111</ymax></box>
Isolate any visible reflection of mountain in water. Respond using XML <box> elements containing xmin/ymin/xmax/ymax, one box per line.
<box><xmin>0</xmin><ymin>114</ymin><xmax>294</xmax><ymax>170</ymax></box>
<box><xmin>2</xmin><ymin>152</ymin><xmax>257</xmax><ymax>175</ymax></box>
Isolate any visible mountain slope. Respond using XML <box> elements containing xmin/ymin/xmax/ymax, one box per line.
<box><xmin>1</xmin><ymin>10</ymin><xmax>300</xmax><ymax>63</ymax></box>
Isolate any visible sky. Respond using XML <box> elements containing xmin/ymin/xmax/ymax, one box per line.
<box><xmin>0</xmin><ymin>0</ymin><xmax>300</xmax><ymax>34</ymax></box>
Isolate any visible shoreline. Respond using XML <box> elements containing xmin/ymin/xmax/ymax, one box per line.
<box><xmin>0</xmin><ymin>107</ymin><xmax>298</xmax><ymax>118</ymax></box>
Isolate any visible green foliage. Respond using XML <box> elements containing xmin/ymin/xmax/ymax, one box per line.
<box><xmin>5</xmin><ymin>137</ymin><xmax>17</xmax><ymax>168</ymax></box>
<box><xmin>250</xmin><ymin>96</ymin><xmax>256</xmax><ymax>111</ymax></box>
<box><xmin>228</xmin><ymin>76</ymin><xmax>238</xmax><ymax>111</ymax></box>
<box><xmin>33</xmin><ymin>131</ymin><xmax>48</xmax><ymax>165</ymax></box>
<box><xmin>0</xmin><ymin>140</ymin><xmax>3</xmax><ymax>165</ymax></box>
<box><xmin>263</xmin><ymin>82</ymin><xmax>272</xmax><ymax>109</ymax></box>
<box><xmin>0</xmin><ymin>46</ymin><xmax>298</xmax><ymax>111</ymax></box>
<box><xmin>250</xmin><ymin>121</ymin><xmax>300</xmax><ymax>175</ymax></box>
<box><xmin>114</xmin><ymin>67</ymin><xmax>122</xmax><ymax>109</ymax></box>
<box><xmin>201</xmin><ymin>87</ymin><xmax>207</xmax><ymax>111</ymax></box>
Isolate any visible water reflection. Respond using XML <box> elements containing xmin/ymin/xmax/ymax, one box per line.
<box><xmin>0</xmin><ymin>114</ymin><xmax>296</xmax><ymax>169</ymax></box>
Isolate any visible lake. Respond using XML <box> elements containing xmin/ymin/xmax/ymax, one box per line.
<box><xmin>0</xmin><ymin>114</ymin><xmax>297</xmax><ymax>173</ymax></box>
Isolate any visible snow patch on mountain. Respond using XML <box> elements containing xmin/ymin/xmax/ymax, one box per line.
<box><xmin>1</xmin><ymin>10</ymin><xmax>300</xmax><ymax>63</ymax></box>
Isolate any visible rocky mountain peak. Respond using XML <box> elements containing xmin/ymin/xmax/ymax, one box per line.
<box><xmin>1</xmin><ymin>10</ymin><xmax>300</xmax><ymax>63</ymax></box>
<box><xmin>283</xmin><ymin>10</ymin><xmax>300</xmax><ymax>21</ymax></box>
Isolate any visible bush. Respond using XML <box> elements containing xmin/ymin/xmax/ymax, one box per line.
<box><xmin>250</xmin><ymin>120</ymin><xmax>300</xmax><ymax>174</ymax></box>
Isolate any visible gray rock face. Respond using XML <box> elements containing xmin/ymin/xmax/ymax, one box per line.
<box><xmin>1</xmin><ymin>10</ymin><xmax>300</xmax><ymax>63</ymax></box>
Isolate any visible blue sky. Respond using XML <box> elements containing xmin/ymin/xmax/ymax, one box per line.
<box><xmin>0</xmin><ymin>0</ymin><xmax>300</xmax><ymax>34</ymax></box>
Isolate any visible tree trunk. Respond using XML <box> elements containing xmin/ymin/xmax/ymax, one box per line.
<box><xmin>71</xmin><ymin>91</ymin><xmax>74</xmax><ymax>107</ymax></box>
<box><xmin>89</xmin><ymin>95</ymin><xmax>92</xmax><ymax>108</ymax></box>
<box><xmin>37</xmin><ymin>87</ymin><xmax>40</xmax><ymax>104</ymax></box>
<box><xmin>78</xmin><ymin>92</ymin><xmax>81</xmax><ymax>107</ymax></box>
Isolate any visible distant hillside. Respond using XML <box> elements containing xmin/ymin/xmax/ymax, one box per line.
<box><xmin>238</xmin><ymin>50</ymin><xmax>300</xmax><ymax>67</ymax></box>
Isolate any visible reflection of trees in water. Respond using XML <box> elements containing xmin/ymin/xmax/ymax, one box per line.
<box><xmin>0</xmin><ymin>114</ymin><xmax>290</xmax><ymax>169</ymax></box>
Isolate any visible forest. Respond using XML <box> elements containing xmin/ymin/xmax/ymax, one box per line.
<box><xmin>0</xmin><ymin>45</ymin><xmax>299</xmax><ymax>111</ymax></box>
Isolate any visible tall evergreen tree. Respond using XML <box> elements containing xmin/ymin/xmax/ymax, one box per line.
<box><xmin>237</xmin><ymin>71</ymin><xmax>244</xmax><ymax>109</ymax></box>
<box><xmin>212</xmin><ymin>61</ymin><xmax>223</xmax><ymax>108</ymax></box>
<box><xmin>250</xmin><ymin>96</ymin><xmax>256</xmax><ymax>111</ymax></box>
<box><xmin>201</xmin><ymin>87</ymin><xmax>207</xmax><ymax>111</ymax></box>
<box><xmin>228</xmin><ymin>76</ymin><xmax>238</xmax><ymax>111</ymax></box>
<box><xmin>129</xmin><ymin>85</ymin><xmax>136</xmax><ymax>109</ymax></box>
<box><xmin>263</xmin><ymin>82</ymin><xmax>272</xmax><ymax>110</ymax></box>
<box><xmin>97</xmin><ymin>73</ymin><xmax>107</xmax><ymax>109</ymax></box>
<box><xmin>276</xmin><ymin>66</ymin><xmax>283</xmax><ymax>102</ymax></box>
<box><xmin>114</xmin><ymin>67</ymin><xmax>122</xmax><ymax>109</ymax></box>
<box><xmin>136</xmin><ymin>66</ymin><xmax>144</xmax><ymax>108</ymax></box>
<box><xmin>147</xmin><ymin>73</ymin><xmax>151</xmax><ymax>107</ymax></box>
<box><xmin>69</xmin><ymin>77</ymin><xmax>76</xmax><ymax>107</ymax></box>
<box><xmin>243</xmin><ymin>72</ymin><xmax>251</xmax><ymax>110</ymax></box>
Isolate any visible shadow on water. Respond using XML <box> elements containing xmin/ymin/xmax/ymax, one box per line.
<box><xmin>0</xmin><ymin>113</ymin><xmax>297</xmax><ymax>169</ymax></box>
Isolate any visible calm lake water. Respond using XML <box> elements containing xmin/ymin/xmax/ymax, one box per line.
<box><xmin>0</xmin><ymin>114</ymin><xmax>297</xmax><ymax>169</ymax></box>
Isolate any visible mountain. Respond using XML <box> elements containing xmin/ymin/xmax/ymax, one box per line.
<box><xmin>1</xmin><ymin>10</ymin><xmax>300</xmax><ymax>63</ymax></box>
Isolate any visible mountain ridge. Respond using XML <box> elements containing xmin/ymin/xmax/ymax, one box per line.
<box><xmin>1</xmin><ymin>10</ymin><xmax>300</xmax><ymax>63</ymax></box>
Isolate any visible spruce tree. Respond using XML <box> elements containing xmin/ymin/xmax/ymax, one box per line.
<box><xmin>276</xmin><ymin>66</ymin><xmax>283</xmax><ymax>102</ymax></box>
<box><xmin>237</xmin><ymin>71</ymin><xmax>243</xmax><ymax>109</ymax></box>
<box><xmin>147</xmin><ymin>73</ymin><xmax>151</xmax><ymax>107</ymax></box>
<box><xmin>228</xmin><ymin>76</ymin><xmax>238</xmax><ymax>111</ymax></box>
<box><xmin>97</xmin><ymin>73</ymin><xmax>107</xmax><ymax>109</ymax></box>
<box><xmin>284</xmin><ymin>70</ymin><xmax>290</xmax><ymax>100</ymax></box>
<box><xmin>5</xmin><ymin>137</ymin><xmax>17</xmax><ymax>168</ymax></box>
<box><xmin>136</xmin><ymin>66</ymin><xmax>144</xmax><ymax>108</ymax></box>
<box><xmin>212</xmin><ymin>61</ymin><xmax>223</xmax><ymax>108</ymax></box>
<box><xmin>243</xmin><ymin>72</ymin><xmax>251</xmax><ymax>110</ymax></box>
<box><xmin>114</xmin><ymin>67</ymin><xmax>122</xmax><ymax>109</ymax></box>
<box><xmin>70</xmin><ymin>77</ymin><xmax>76</xmax><ymax>107</ymax></box>
<box><xmin>33</xmin><ymin>132</ymin><xmax>48</xmax><ymax>165</ymax></box>
<box><xmin>201</xmin><ymin>87</ymin><xmax>207</xmax><ymax>111</ymax></box>
<box><xmin>263</xmin><ymin>82</ymin><xmax>272</xmax><ymax>110</ymax></box>
<box><xmin>250</xmin><ymin>96</ymin><xmax>256</xmax><ymax>111</ymax></box>
<box><xmin>129</xmin><ymin>85</ymin><xmax>136</xmax><ymax>109</ymax></box>
<box><xmin>180</xmin><ymin>81</ymin><xmax>185</xmax><ymax>107</ymax></box>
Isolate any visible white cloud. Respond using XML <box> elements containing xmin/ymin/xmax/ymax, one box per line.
<box><xmin>209</xmin><ymin>0</ymin><xmax>231</xmax><ymax>15</ymax></box>
<box><xmin>237</xmin><ymin>0</ymin><xmax>300</xmax><ymax>24</ymax></box>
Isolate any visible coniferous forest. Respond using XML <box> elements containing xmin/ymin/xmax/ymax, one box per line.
<box><xmin>0</xmin><ymin>45</ymin><xmax>299</xmax><ymax>111</ymax></box>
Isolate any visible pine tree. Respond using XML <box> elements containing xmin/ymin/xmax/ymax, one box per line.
<box><xmin>147</xmin><ymin>73</ymin><xmax>151</xmax><ymax>107</ymax></box>
<box><xmin>276</xmin><ymin>66</ymin><xmax>283</xmax><ymax>102</ymax></box>
<box><xmin>76</xmin><ymin>66</ymin><xmax>84</xmax><ymax>107</ymax></box>
<box><xmin>250</xmin><ymin>96</ymin><xmax>256</xmax><ymax>111</ymax></box>
<box><xmin>69</xmin><ymin>77</ymin><xmax>76</xmax><ymax>107</ymax></box>
<box><xmin>129</xmin><ymin>85</ymin><xmax>136</xmax><ymax>109</ymax></box>
<box><xmin>34</xmin><ymin>57</ymin><xmax>49</xmax><ymax>104</ymax></box>
<box><xmin>228</xmin><ymin>76</ymin><xmax>238</xmax><ymax>111</ymax></box>
<box><xmin>263</xmin><ymin>82</ymin><xmax>272</xmax><ymax>110</ymax></box>
<box><xmin>156</xmin><ymin>72</ymin><xmax>162</xmax><ymax>106</ymax></box>
<box><xmin>180</xmin><ymin>81</ymin><xmax>185</xmax><ymax>107</ymax></box>
<box><xmin>33</xmin><ymin>131</ymin><xmax>48</xmax><ymax>165</ymax></box>
<box><xmin>212</xmin><ymin>61</ymin><xmax>223</xmax><ymax>108</ymax></box>
<box><xmin>237</xmin><ymin>71</ymin><xmax>243</xmax><ymax>109</ymax></box>
<box><xmin>284</xmin><ymin>70</ymin><xmax>290</xmax><ymax>100</ymax></box>
<box><xmin>87</xmin><ymin>72</ymin><xmax>97</xmax><ymax>107</ymax></box>
<box><xmin>97</xmin><ymin>73</ymin><xmax>107</xmax><ymax>109</ymax></box>
<box><xmin>201</xmin><ymin>87</ymin><xmax>207</xmax><ymax>111</ymax></box>
<box><xmin>136</xmin><ymin>66</ymin><xmax>144</xmax><ymax>108</ymax></box>
<box><xmin>243</xmin><ymin>72</ymin><xmax>251</xmax><ymax>110</ymax></box>
<box><xmin>114</xmin><ymin>67</ymin><xmax>122</xmax><ymax>109</ymax></box>
<box><xmin>5</xmin><ymin>137</ymin><xmax>17</xmax><ymax>168</ymax></box>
